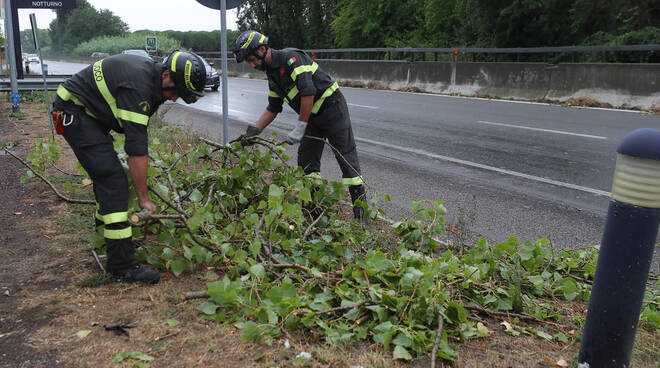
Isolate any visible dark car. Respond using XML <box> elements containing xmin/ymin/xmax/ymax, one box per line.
<box><xmin>91</xmin><ymin>52</ymin><xmax>109</xmax><ymax>59</ymax></box>
<box><xmin>121</xmin><ymin>49</ymin><xmax>152</xmax><ymax>59</ymax></box>
<box><xmin>202</xmin><ymin>57</ymin><xmax>220</xmax><ymax>91</ymax></box>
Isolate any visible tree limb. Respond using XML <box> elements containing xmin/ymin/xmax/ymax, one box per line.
<box><xmin>4</xmin><ymin>147</ymin><xmax>95</xmax><ymax>204</ymax></box>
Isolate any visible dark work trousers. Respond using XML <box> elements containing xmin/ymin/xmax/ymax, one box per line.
<box><xmin>60</xmin><ymin>104</ymin><xmax>137</xmax><ymax>272</ymax></box>
<box><xmin>299</xmin><ymin>91</ymin><xmax>362</xmax><ymax>184</ymax></box>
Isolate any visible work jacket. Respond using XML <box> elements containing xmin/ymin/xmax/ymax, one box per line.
<box><xmin>265</xmin><ymin>48</ymin><xmax>338</xmax><ymax>117</ymax></box>
<box><xmin>55</xmin><ymin>54</ymin><xmax>167</xmax><ymax>156</ymax></box>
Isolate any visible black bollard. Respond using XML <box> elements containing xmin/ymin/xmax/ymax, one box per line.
<box><xmin>578</xmin><ymin>128</ymin><xmax>660</xmax><ymax>368</ymax></box>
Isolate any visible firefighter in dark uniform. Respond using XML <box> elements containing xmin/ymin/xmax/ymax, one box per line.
<box><xmin>234</xmin><ymin>30</ymin><xmax>369</xmax><ymax>224</ymax></box>
<box><xmin>53</xmin><ymin>51</ymin><xmax>206</xmax><ymax>283</ymax></box>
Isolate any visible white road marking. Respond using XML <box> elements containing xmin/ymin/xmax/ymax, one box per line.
<box><xmin>348</xmin><ymin>103</ymin><xmax>379</xmax><ymax>109</ymax></box>
<box><xmin>356</xmin><ymin>137</ymin><xmax>611</xmax><ymax>197</ymax></box>
<box><xmin>477</xmin><ymin>120</ymin><xmax>608</xmax><ymax>140</ymax></box>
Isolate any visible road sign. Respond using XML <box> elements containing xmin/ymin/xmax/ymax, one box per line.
<box><xmin>146</xmin><ymin>36</ymin><xmax>157</xmax><ymax>52</ymax></box>
<box><xmin>14</xmin><ymin>0</ymin><xmax>76</xmax><ymax>9</ymax></box>
<box><xmin>195</xmin><ymin>0</ymin><xmax>247</xmax><ymax>10</ymax></box>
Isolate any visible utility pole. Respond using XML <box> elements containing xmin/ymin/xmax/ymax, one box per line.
<box><xmin>3</xmin><ymin>0</ymin><xmax>18</xmax><ymax>112</ymax></box>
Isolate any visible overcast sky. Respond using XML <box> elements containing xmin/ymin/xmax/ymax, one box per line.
<box><xmin>16</xmin><ymin>0</ymin><xmax>239</xmax><ymax>31</ymax></box>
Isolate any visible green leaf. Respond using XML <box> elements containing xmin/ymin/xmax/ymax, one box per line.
<box><xmin>166</xmin><ymin>319</ymin><xmax>180</xmax><ymax>326</ymax></box>
<box><xmin>170</xmin><ymin>259</ymin><xmax>188</xmax><ymax>277</ymax></box>
<box><xmin>189</xmin><ymin>189</ymin><xmax>203</xmax><ymax>202</ymax></box>
<box><xmin>268</xmin><ymin>184</ymin><xmax>283</xmax><ymax>208</ymax></box>
<box><xmin>198</xmin><ymin>301</ymin><xmax>218</xmax><ymax>315</ymax></box>
<box><xmin>299</xmin><ymin>187</ymin><xmax>312</xmax><ymax>201</ymax></box>
<box><xmin>555</xmin><ymin>277</ymin><xmax>580</xmax><ymax>301</ymax></box>
<box><xmin>250</xmin><ymin>264</ymin><xmax>266</xmax><ymax>279</ymax></box>
<box><xmin>112</xmin><ymin>351</ymin><xmax>154</xmax><ymax>363</ymax></box>
<box><xmin>73</xmin><ymin>330</ymin><xmax>92</xmax><ymax>339</ymax></box>
<box><xmin>393</xmin><ymin>345</ymin><xmax>412</xmax><ymax>360</ymax></box>
<box><xmin>536</xmin><ymin>330</ymin><xmax>553</xmax><ymax>340</ymax></box>
<box><xmin>240</xmin><ymin>321</ymin><xmax>262</xmax><ymax>343</ymax></box>
<box><xmin>446</xmin><ymin>302</ymin><xmax>467</xmax><ymax>323</ymax></box>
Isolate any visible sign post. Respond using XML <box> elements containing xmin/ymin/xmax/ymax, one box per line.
<box><xmin>29</xmin><ymin>13</ymin><xmax>55</xmax><ymax>139</ymax></box>
<box><xmin>146</xmin><ymin>36</ymin><xmax>157</xmax><ymax>54</ymax></box>
<box><xmin>4</xmin><ymin>0</ymin><xmax>20</xmax><ymax>112</ymax></box>
<box><xmin>195</xmin><ymin>0</ymin><xmax>247</xmax><ymax>144</ymax></box>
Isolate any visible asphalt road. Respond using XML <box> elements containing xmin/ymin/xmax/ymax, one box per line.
<box><xmin>41</xmin><ymin>61</ymin><xmax>660</xmax><ymax>257</ymax></box>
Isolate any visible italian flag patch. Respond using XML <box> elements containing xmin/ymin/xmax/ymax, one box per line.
<box><xmin>287</xmin><ymin>57</ymin><xmax>297</xmax><ymax>66</ymax></box>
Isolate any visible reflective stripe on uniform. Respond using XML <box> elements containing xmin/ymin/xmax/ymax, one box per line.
<box><xmin>104</xmin><ymin>226</ymin><xmax>132</xmax><ymax>240</ymax></box>
<box><xmin>56</xmin><ymin>85</ymin><xmax>97</xmax><ymax>118</ymax></box>
<box><xmin>104</xmin><ymin>227</ymin><xmax>132</xmax><ymax>239</ymax></box>
<box><xmin>290</xmin><ymin>62</ymin><xmax>318</xmax><ymax>81</ymax></box>
<box><xmin>93</xmin><ymin>60</ymin><xmax>148</xmax><ymax>127</ymax></box>
<box><xmin>342</xmin><ymin>176</ymin><xmax>364</xmax><ymax>186</ymax></box>
<box><xmin>269</xmin><ymin>90</ymin><xmax>280</xmax><ymax>98</ymax></box>
<box><xmin>284</xmin><ymin>86</ymin><xmax>299</xmax><ymax>104</ymax></box>
<box><xmin>92</xmin><ymin>60</ymin><xmax>123</xmax><ymax>127</ymax></box>
<box><xmin>101</xmin><ymin>211</ymin><xmax>128</xmax><ymax>225</ymax></box>
<box><xmin>118</xmin><ymin>109</ymin><xmax>149</xmax><ymax>126</ymax></box>
<box><xmin>95</xmin><ymin>210</ymin><xmax>104</xmax><ymax>222</ymax></box>
<box><xmin>311</xmin><ymin>82</ymin><xmax>339</xmax><ymax>114</ymax></box>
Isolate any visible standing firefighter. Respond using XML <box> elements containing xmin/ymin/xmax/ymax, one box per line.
<box><xmin>53</xmin><ymin>51</ymin><xmax>206</xmax><ymax>284</ymax></box>
<box><xmin>235</xmin><ymin>30</ymin><xmax>369</xmax><ymax>224</ymax></box>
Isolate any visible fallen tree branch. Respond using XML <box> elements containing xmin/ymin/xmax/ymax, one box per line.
<box><xmin>431</xmin><ymin>313</ymin><xmax>444</xmax><ymax>368</ymax></box>
<box><xmin>129</xmin><ymin>209</ymin><xmax>181</xmax><ymax>225</ymax></box>
<box><xmin>4</xmin><ymin>147</ymin><xmax>95</xmax><ymax>204</ymax></box>
<box><xmin>303</xmin><ymin>208</ymin><xmax>326</xmax><ymax>238</ymax></box>
<box><xmin>49</xmin><ymin>163</ymin><xmax>84</xmax><ymax>177</ymax></box>
<box><xmin>464</xmin><ymin>305</ymin><xmax>565</xmax><ymax>328</ymax></box>
<box><xmin>91</xmin><ymin>249</ymin><xmax>106</xmax><ymax>273</ymax></box>
<box><xmin>182</xmin><ymin>291</ymin><xmax>208</xmax><ymax>300</ymax></box>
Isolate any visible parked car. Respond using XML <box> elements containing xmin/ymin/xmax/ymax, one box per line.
<box><xmin>91</xmin><ymin>52</ymin><xmax>109</xmax><ymax>59</ymax></box>
<box><xmin>121</xmin><ymin>49</ymin><xmax>151</xmax><ymax>59</ymax></box>
<box><xmin>26</xmin><ymin>54</ymin><xmax>39</xmax><ymax>63</ymax></box>
<box><xmin>201</xmin><ymin>57</ymin><xmax>220</xmax><ymax>91</ymax></box>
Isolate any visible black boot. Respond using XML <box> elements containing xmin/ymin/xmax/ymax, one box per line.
<box><xmin>107</xmin><ymin>239</ymin><xmax>160</xmax><ymax>284</ymax></box>
<box><xmin>111</xmin><ymin>265</ymin><xmax>160</xmax><ymax>284</ymax></box>
<box><xmin>349</xmin><ymin>184</ymin><xmax>370</xmax><ymax>226</ymax></box>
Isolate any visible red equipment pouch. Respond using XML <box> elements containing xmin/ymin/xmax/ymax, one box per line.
<box><xmin>53</xmin><ymin>111</ymin><xmax>64</xmax><ymax>135</ymax></box>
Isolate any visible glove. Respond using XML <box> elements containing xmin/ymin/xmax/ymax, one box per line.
<box><xmin>284</xmin><ymin>121</ymin><xmax>307</xmax><ymax>145</ymax></box>
<box><xmin>239</xmin><ymin>125</ymin><xmax>262</xmax><ymax>146</ymax></box>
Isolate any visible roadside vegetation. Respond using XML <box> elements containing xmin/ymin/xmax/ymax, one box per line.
<box><xmin>9</xmin><ymin>0</ymin><xmax>658</xmax><ymax>62</ymax></box>
<box><xmin>5</xmin><ymin>94</ymin><xmax>658</xmax><ymax>366</ymax></box>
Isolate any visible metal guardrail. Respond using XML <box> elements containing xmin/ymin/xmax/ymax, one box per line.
<box><xmin>199</xmin><ymin>44</ymin><xmax>660</xmax><ymax>63</ymax></box>
<box><xmin>0</xmin><ymin>75</ymin><xmax>70</xmax><ymax>92</ymax></box>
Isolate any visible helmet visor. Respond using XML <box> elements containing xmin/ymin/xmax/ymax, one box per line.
<box><xmin>180</xmin><ymin>88</ymin><xmax>203</xmax><ymax>104</ymax></box>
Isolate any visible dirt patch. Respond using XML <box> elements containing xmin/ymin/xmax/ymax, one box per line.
<box><xmin>0</xmin><ymin>95</ymin><xmax>657</xmax><ymax>368</ymax></box>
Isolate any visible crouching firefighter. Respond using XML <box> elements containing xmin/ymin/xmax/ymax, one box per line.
<box><xmin>234</xmin><ymin>30</ymin><xmax>369</xmax><ymax>225</ymax></box>
<box><xmin>52</xmin><ymin>51</ymin><xmax>207</xmax><ymax>283</ymax></box>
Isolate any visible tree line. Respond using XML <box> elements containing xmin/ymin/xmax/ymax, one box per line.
<box><xmin>9</xmin><ymin>0</ymin><xmax>658</xmax><ymax>60</ymax></box>
<box><xmin>238</xmin><ymin>0</ymin><xmax>659</xmax><ymax>50</ymax></box>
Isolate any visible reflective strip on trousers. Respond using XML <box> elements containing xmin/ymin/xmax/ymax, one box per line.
<box><xmin>101</xmin><ymin>211</ymin><xmax>128</xmax><ymax>224</ymax></box>
<box><xmin>342</xmin><ymin>176</ymin><xmax>364</xmax><ymax>186</ymax></box>
<box><xmin>104</xmin><ymin>226</ymin><xmax>132</xmax><ymax>240</ymax></box>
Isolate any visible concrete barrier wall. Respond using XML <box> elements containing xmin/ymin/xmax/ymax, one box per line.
<box><xmin>211</xmin><ymin>58</ymin><xmax>660</xmax><ymax>110</ymax></box>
